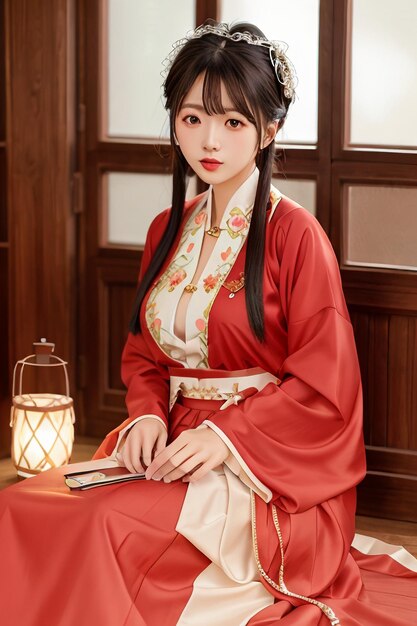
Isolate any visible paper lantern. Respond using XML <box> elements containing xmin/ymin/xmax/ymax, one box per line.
<box><xmin>10</xmin><ymin>340</ymin><xmax>75</xmax><ymax>478</ymax></box>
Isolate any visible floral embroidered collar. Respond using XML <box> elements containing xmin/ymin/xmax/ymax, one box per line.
<box><xmin>202</xmin><ymin>167</ymin><xmax>258</xmax><ymax>237</ymax></box>
<box><xmin>145</xmin><ymin>168</ymin><xmax>282</xmax><ymax>368</ymax></box>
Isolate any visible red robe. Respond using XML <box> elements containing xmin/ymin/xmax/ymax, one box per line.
<box><xmin>93</xmin><ymin>192</ymin><xmax>417</xmax><ymax>624</ymax></box>
<box><xmin>0</xmin><ymin>187</ymin><xmax>416</xmax><ymax>625</ymax></box>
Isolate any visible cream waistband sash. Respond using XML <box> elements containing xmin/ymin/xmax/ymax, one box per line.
<box><xmin>168</xmin><ymin>366</ymin><xmax>280</xmax><ymax>411</ymax></box>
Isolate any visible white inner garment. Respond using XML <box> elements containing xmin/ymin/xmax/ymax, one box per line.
<box><xmin>173</xmin><ymin>208</ymin><xmax>218</xmax><ymax>343</ymax></box>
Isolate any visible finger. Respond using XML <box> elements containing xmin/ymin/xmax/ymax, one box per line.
<box><xmin>141</xmin><ymin>436</ymin><xmax>156</xmax><ymax>468</ymax></box>
<box><xmin>163</xmin><ymin>457</ymin><xmax>204</xmax><ymax>483</ymax></box>
<box><xmin>187</xmin><ymin>460</ymin><xmax>215</xmax><ymax>483</ymax></box>
<box><xmin>122</xmin><ymin>448</ymin><xmax>141</xmax><ymax>474</ymax></box>
<box><xmin>151</xmin><ymin>446</ymin><xmax>197</xmax><ymax>481</ymax></box>
<box><xmin>130</xmin><ymin>452</ymin><xmax>146</xmax><ymax>474</ymax></box>
<box><xmin>153</xmin><ymin>432</ymin><xmax>168</xmax><ymax>459</ymax></box>
<box><xmin>123</xmin><ymin>440</ymin><xmax>145</xmax><ymax>474</ymax></box>
<box><xmin>146</xmin><ymin>437</ymin><xmax>187</xmax><ymax>479</ymax></box>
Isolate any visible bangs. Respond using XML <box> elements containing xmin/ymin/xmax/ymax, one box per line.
<box><xmin>200</xmin><ymin>65</ymin><xmax>258</xmax><ymax>127</ymax></box>
<box><xmin>165</xmin><ymin>34</ymin><xmax>280</xmax><ymax>140</ymax></box>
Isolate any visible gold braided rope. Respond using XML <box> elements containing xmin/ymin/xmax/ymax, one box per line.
<box><xmin>250</xmin><ymin>491</ymin><xmax>340</xmax><ymax>626</ymax></box>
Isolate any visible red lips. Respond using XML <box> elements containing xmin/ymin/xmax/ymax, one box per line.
<box><xmin>200</xmin><ymin>158</ymin><xmax>223</xmax><ymax>171</ymax></box>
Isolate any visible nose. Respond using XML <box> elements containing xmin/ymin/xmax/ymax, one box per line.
<box><xmin>203</xmin><ymin>120</ymin><xmax>221</xmax><ymax>152</ymax></box>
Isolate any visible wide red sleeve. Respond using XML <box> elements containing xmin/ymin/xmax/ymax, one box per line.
<box><xmin>204</xmin><ymin>209</ymin><xmax>367</xmax><ymax>513</ymax></box>
<box><xmin>93</xmin><ymin>210</ymin><xmax>170</xmax><ymax>459</ymax></box>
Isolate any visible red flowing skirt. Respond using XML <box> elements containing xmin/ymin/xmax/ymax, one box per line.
<box><xmin>0</xmin><ymin>399</ymin><xmax>416</xmax><ymax>625</ymax></box>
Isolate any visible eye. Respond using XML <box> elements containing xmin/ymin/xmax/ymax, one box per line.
<box><xmin>183</xmin><ymin>115</ymin><xmax>200</xmax><ymax>125</ymax></box>
<box><xmin>226</xmin><ymin>119</ymin><xmax>243</xmax><ymax>129</ymax></box>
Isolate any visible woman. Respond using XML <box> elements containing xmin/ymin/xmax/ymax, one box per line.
<box><xmin>1</xmin><ymin>20</ymin><xmax>417</xmax><ymax>626</ymax></box>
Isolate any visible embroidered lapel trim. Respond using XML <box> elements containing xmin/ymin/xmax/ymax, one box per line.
<box><xmin>145</xmin><ymin>172</ymin><xmax>282</xmax><ymax>369</ymax></box>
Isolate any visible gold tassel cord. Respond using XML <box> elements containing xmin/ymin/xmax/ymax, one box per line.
<box><xmin>250</xmin><ymin>491</ymin><xmax>340</xmax><ymax>626</ymax></box>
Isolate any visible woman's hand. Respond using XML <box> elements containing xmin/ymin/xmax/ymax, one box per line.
<box><xmin>145</xmin><ymin>426</ymin><xmax>229</xmax><ymax>483</ymax></box>
<box><xmin>120</xmin><ymin>418</ymin><xmax>168</xmax><ymax>474</ymax></box>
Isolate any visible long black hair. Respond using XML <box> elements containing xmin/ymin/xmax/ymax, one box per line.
<box><xmin>129</xmin><ymin>21</ymin><xmax>293</xmax><ymax>341</ymax></box>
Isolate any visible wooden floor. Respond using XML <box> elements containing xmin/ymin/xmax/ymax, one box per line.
<box><xmin>1</xmin><ymin>437</ymin><xmax>417</xmax><ymax>557</ymax></box>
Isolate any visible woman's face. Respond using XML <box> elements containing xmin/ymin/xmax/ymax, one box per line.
<box><xmin>174</xmin><ymin>73</ymin><xmax>260</xmax><ymax>190</ymax></box>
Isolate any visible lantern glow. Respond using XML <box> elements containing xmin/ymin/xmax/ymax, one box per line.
<box><xmin>10</xmin><ymin>341</ymin><xmax>76</xmax><ymax>478</ymax></box>
<box><xmin>11</xmin><ymin>394</ymin><xmax>75</xmax><ymax>477</ymax></box>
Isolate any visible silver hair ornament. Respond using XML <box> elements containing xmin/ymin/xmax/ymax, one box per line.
<box><xmin>162</xmin><ymin>22</ymin><xmax>298</xmax><ymax>101</ymax></box>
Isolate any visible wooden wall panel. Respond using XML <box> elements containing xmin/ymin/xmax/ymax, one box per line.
<box><xmin>0</xmin><ymin>0</ymin><xmax>5</xmax><ymax>142</ymax></box>
<box><xmin>86</xmin><ymin>259</ymin><xmax>138</xmax><ymax>438</ymax></box>
<box><xmin>0</xmin><ymin>0</ymin><xmax>9</xmax><ymax>456</ymax></box>
<box><xmin>411</xmin><ymin>320</ymin><xmax>417</xmax><ymax>448</ymax></box>
<box><xmin>357</xmin><ymin>472</ymin><xmax>417</xmax><ymax>522</ymax></box>
<box><xmin>0</xmin><ymin>149</ymin><xmax>5</xmax><ymax>241</ymax></box>
<box><xmin>350</xmin><ymin>308</ymin><xmax>417</xmax><ymax>521</ymax></box>
<box><xmin>388</xmin><ymin>316</ymin><xmax>417</xmax><ymax>450</ymax></box>
<box><xmin>365</xmin><ymin>447</ymin><xmax>417</xmax><ymax>476</ymax></box>
<box><xmin>367</xmin><ymin>315</ymin><xmax>389</xmax><ymax>447</ymax></box>
<box><xmin>350</xmin><ymin>310</ymin><xmax>370</xmax><ymax>442</ymax></box>
<box><xmin>350</xmin><ymin>311</ymin><xmax>390</xmax><ymax>447</ymax></box>
<box><xmin>0</xmin><ymin>247</ymin><xmax>9</xmax><ymax>456</ymax></box>
<box><xmin>351</xmin><ymin>310</ymin><xmax>417</xmax><ymax>452</ymax></box>
<box><xmin>108</xmin><ymin>282</ymin><xmax>136</xmax><ymax>391</ymax></box>
<box><xmin>6</xmin><ymin>0</ymin><xmax>77</xmax><ymax>402</ymax></box>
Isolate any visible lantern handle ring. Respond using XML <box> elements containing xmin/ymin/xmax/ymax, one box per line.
<box><xmin>12</xmin><ymin>355</ymin><xmax>71</xmax><ymax>399</ymax></box>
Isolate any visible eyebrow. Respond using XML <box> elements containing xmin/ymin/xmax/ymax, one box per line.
<box><xmin>180</xmin><ymin>102</ymin><xmax>241</xmax><ymax>114</ymax></box>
